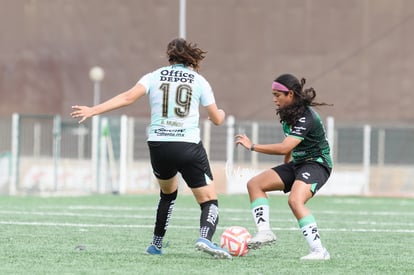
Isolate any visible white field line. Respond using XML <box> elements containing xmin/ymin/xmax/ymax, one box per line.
<box><xmin>1</xmin><ymin>207</ymin><xmax>414</xmax><ymax>220</ymax></box>
<box><xmin>0</xmin><ymin>207</ymin><xmax>413</xmax><ymax>233</ymax></box>
<box><xmin>2</xmin><ymin>206</ymin><xmax>414</xmax><ymax>218</ymax></box>
<box><xmin>49</xmin><ymin>205</ymin><xmax>414</xmax><ymax>217</ymax></box>
<box><xmin>0</xmin><ymin>221</ymin><xmax>413</xmax><ymax>233</ymax></box>
<box><xmin>1</xmin><ymin>210</ymin><xmax>414</xmax><ymax>227</ymax></box>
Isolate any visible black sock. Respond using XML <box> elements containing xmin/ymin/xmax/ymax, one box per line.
<box><xmin>199</xmin><ymin>200</ymin><xmax>219</xmax><ymax>241</ymax></box>
<box><xmin>152</xmin><ymin>189</ymin><xmax>177</xmax><ymax>248</ymax></box>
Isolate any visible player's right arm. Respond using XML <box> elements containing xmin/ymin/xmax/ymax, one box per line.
<box><xmin>71</xmin><ymin>83</ymin><xmax>146</xmax><ymax>123</ymax></box>
<box><xmin>205</xmin><ymin>103</ymin><xmax>225</xmax><ymax>125</ymax></box>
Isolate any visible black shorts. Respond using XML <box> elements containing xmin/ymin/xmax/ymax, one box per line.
<box><xmin>147</xmin><ymin>141</ymin><xmax>213</xmax><ymax>188</ymax></box>
<box><xmin>272</xmin><ymin>161</ymin><xmax>331</xmax><ymax>195</ymax></box>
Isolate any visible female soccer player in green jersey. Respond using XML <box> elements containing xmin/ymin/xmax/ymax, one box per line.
<box><xmin>71</xmin><ymin>38</ymin><xmax>232</xmax><ymax>259</ymax></box>
<box><xmin>236</xmin><ymin>73</ymin><xmax>333</xmax><ymax>260</ymax></box>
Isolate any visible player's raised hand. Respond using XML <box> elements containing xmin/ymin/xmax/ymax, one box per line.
<box><xmin>71</xmin><ymin>105</ymin><xmax>95</xmax><ymax>123</ymax></box>
<box><xmin>235</xmin><ymin>133</ymin><xmax>253</xmax><ymax>150</ymax></box>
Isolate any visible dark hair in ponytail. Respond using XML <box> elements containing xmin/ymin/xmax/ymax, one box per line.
<box><xmin>274</xmin><ymin>74</ymin><xmax>332</xmax><ymax>125</ymax></box>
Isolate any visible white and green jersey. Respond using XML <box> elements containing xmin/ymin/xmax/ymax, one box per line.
<box><xmin>138</xmin><ymin>64</ymin><xmax>215</xmax><ymax>143</ymax></box>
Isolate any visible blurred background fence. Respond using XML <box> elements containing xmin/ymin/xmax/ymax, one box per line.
<box><xmin>0</xmin><ymin>114</ymin><xmax>413</xmax><ymax>197</ymax></box>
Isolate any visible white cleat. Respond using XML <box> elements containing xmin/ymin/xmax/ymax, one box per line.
<box><xmin>300</xmin><ymin>248</ymin><xmax>330</xmax><ymax>260</ymax></box>
<box><xmin>247</xmin><ymin>230</ymin><xmax>277</xmax><ymax>249</ymax></box>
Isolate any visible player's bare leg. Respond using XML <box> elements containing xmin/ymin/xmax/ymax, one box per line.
<box><xmin>289</xmin><ymin>180</ymin><xmax>330</xmax><ymax>260</ymax></box>
<box><xmin>246</xmin><ymin>169</ymin><xmax>283</xmax><ymax>249</ymax></box>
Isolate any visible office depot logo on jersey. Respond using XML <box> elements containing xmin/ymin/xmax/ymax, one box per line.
<box><xmin>160</xmin><ymin>69</ymin><xmax>195</xmax><ymax>83</ymax></box>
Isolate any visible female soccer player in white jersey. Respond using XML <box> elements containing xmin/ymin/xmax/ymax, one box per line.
<box><xmin>235</xmin><ymin>73</ymin><xmax>333</xmax><ymax>260</ymax></box>
<box><xmin>71</xmin><ymin>38</ymin><xmax>232</xmax><ymax>259</ymax></box>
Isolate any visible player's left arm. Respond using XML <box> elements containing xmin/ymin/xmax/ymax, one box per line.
<box><xmin>205</xmin><ymin>103</ymin><xmax>226</xmax><ymax>126</ymax></box>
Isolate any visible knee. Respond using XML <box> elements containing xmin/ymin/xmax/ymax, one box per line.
<box><xmin>160</xmin><ymin>189</ymin><xmax>178</xmax><ymax>201</ymax></box>
<box><xmin>287</xmin><ymin>195</ymin><xmax>303</xmax><ymax>212</ymax></box>
<box><xmin>246</xmin><ymin>178</ymin><xmax>258</xmax><ymax>193</ymax></box>
<box><xmin>193</xmin><ymin>185</ymin><xmax>217</xmax><ymax>204</ymax></box>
